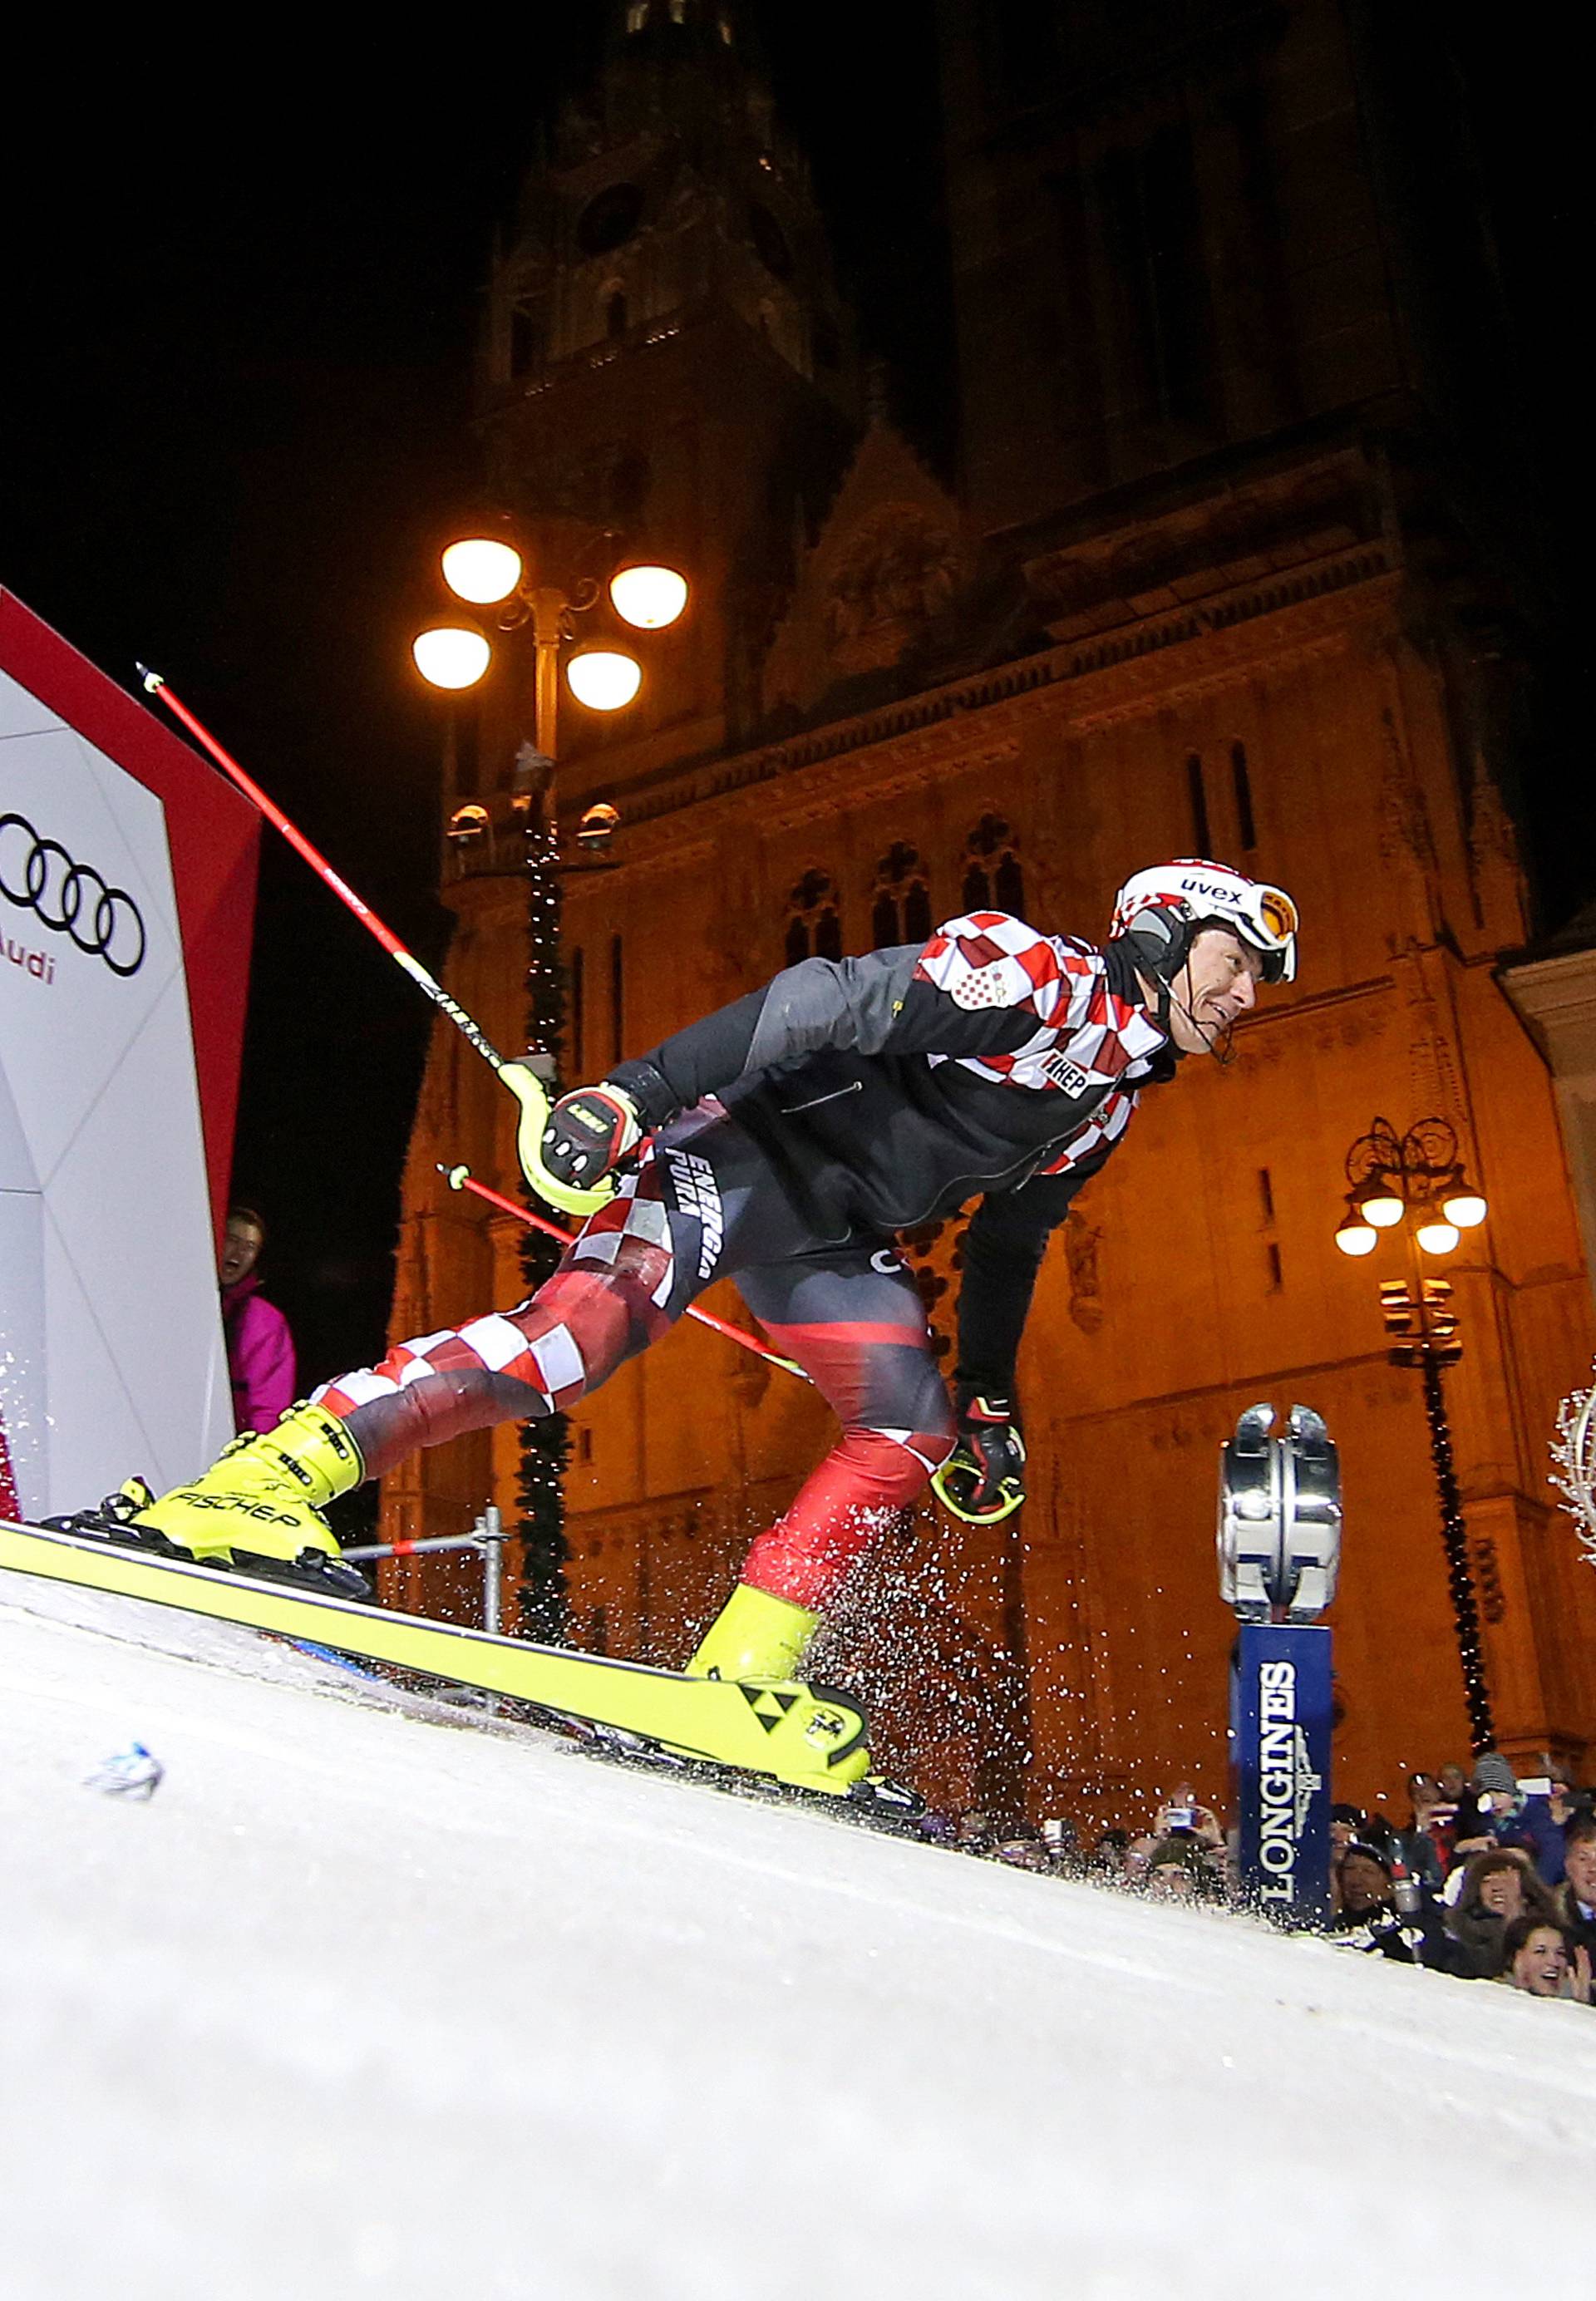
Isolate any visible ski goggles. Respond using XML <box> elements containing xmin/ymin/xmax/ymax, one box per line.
<box><xmin>1216</xmin><ymin>880</ymin><xmax>1298</xmax><ymax>982</ymax></box>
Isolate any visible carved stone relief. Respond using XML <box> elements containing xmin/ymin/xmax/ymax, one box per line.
<box><xmin>1064</xmin><ymin>1208</ymin><xmax>1105</xmax><ymax>1336</ymax></box>
<box><xmin>1377</xmin><ymin>697</ymin><xmax>1441</xmax><ymax>951</ymax></box>
<box><xmin>1398</xmin><ymin>950</ymin><xmax>1466</xmax><ymax>1141</ymax></box>
<box><xmin>1465</xmin><ymin>746</ymin><xmax>1525</xmax><ymax>945</ymax></box>
<box><xmin>824</xmin><ymin>507</ymin><xmax>959</xmax><ymax>666</ymax></box>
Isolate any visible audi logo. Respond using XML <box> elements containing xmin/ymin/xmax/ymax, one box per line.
<box><xmin>0</xmin><ymin>813</ymin><xmax>147</xmax><ymax>977</ymax></box>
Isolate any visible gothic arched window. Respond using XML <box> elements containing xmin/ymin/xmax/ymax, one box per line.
<box><xmin>509</xmin><ymin>297</ymin><xmax>545</xmax><ymax>381</ymax></box>
<box><xmin>605</xmin><ymin>288</ymin><xmax>628</xmax><ymax>340</ymax></box>
<box><xmin>1096</xmin><ymin>123</ymin><xmax>1217</xmax><ymax>433</ymax></box>
<box><xmin>786</xmin><ymin>870</ymin><xmax>842</xmax><ymax>965</ymax></box>
<box><xmin>1187</xmin><ymin>751</ymin><xmax>1211</xmax><ymax>855</ymax></box>
<box><xmin>961</xmin><ymin>814</ymin><xmax>1024</xmax><ymax>917</ymax></box>
<box><xmin>1231</xmin><ymin>739</ymin><xmax>1258</xmax><ymax>852</ymax></box>
<box><xmin>869</xmin><ymin>841</ymin><xmax>933</xmax><ymax>948</ymax></box>
<box><xmin>603</xmin><ymin>446</ymin><xmax>651</xmax><ymax>521</ymax></box>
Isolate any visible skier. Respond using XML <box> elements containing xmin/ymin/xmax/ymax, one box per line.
<box><xmin>81</xmin><ymin>860</ymin><xmax>1297</xmax><ymax>1781</ymax></box>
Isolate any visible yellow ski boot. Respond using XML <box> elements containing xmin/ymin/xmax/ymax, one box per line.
<box><xmin>687</xmin><ymin>1582</ymin><xmax>876</xmax><ymax>1795</ymax></box>
<box><xmin>126</xmin><ymin>1402</ymin><xmax>368</xmax><ymax>1599</ymax></box>
<box><xmin>687</xmin><ymin>1583</ymin><xmax>820</xmax><ymax>1683</ymax></box>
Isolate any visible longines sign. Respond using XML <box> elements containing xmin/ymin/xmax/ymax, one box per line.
<box><xmin>1233</xmin><ymin>1627</ymin><xmax>1332</xmax><ymax>1918</ymax></box>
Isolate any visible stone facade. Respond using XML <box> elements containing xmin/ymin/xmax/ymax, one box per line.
<box><xmin>382</xmin><ymin>0</ymin><xmax>1595</xmax><ymax>1826</ymax></box>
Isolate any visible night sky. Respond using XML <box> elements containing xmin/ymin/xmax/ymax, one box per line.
<box><xmin>2</xmin><ymin>7</ymin><xmax>948</xmax><ymax>1397</ymax></box>
<box><xmin>1</xmin><ymin>7</ymin><xmax>1579</xmax><ymax>1402</ymax></box>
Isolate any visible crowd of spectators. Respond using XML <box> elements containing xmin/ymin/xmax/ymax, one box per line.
<box><xmin>925</xmin><ymin>1757</ymin><xmax>1595</xmax><ymax>2007</ymax></box>
<box><xmin>1315</xmin><ymin>1756</ymin><xmax>1594</xmax><ymax>2003</ymax></box>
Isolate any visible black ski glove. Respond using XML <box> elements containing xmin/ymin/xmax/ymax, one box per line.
<box><xmin>933</xmin><ymin>1392</ymin><xmax>1027</xmax><ymax>1525</ymax></box>
<box><xmin>539</xmin><ymin>1082</ymin><xmax>645</xmax><ymax>1189</ymax></box>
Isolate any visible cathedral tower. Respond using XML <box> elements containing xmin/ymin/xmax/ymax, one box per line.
<box><xmin>390</xmin><ymin>2</ymin><xmax>1594</xmax><ymax>1816</ymax></box>
<box><xmin>468</xmin><ymin>0</ymin><xmax>857</xmax><ymax>796</ymax></box>
<box><xmin>386</xmin><ymin>0</ymin><xmax>860</xmax><ymax>1595</ymax></box>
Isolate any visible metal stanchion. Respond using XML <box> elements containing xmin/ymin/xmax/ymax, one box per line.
<box><xmin>1218</xmin><ymin>1404</ymin><xmax>1342</xmax><ymax>1924</ymax></box>
<box><xmin>480</xmin><ymin>1505</ymin><xmax>503</xmax><ymax>1717</ymax></box>
<box><xmin>343</xmin><ymin>1504</ymin><xmax>511</xmax><ymax>1713</ymax></box>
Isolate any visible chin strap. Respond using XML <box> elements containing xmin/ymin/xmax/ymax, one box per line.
<box><xmin>1121</xmin><ymin>924</ymin><xmax>1232</xmax><ymax>1070</ymax></box>
<box><xmin>1166</xmin><ymin>963</ymin><xmax>1235</xmax><ymax>1067</ymax></box>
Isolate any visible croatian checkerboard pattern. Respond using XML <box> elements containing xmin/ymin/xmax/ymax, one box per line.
<box><xmin>914</xmin><ymin>912</ymin><xmax>1166</xmax><ymax>1173</ymax></box>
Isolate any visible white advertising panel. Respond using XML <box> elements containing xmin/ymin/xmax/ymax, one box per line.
<box><xmin>0</xmin><ymin>664</ymin><xmax>231</xmax><ymax>1515</ymax></box>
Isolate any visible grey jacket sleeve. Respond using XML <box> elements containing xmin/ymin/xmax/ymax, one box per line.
<box><xmin>611</xmin><ymin>945</ymin><xmax>1038</xmax><ymax>1121</ymax></box>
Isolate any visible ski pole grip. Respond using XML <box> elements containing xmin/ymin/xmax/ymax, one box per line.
<box><xmin>499</xmin><ymin>1061</ymin><xmax>616</xmax><ymax>1220</ymax></box>
<box><xmin>930</xmin><ymin>1453</ymin><xmax>1027</xmax><ymax>1526</ymax></box>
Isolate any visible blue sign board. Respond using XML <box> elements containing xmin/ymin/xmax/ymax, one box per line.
<box><xmin>1229</xmin><ymin>1623</ymin><xmax>1333</xmax><ymax>1921</ymax></box>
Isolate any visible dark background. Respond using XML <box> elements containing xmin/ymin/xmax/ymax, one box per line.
<box><xmin>1</xmin><ymin>7</ymin><xmax>950</xmax><ymax>1397</ymax></box>
<box><xmin>0</xmin><ymin>5</ymin><xmax>1577</xmax><ymax>1402</ymax></box>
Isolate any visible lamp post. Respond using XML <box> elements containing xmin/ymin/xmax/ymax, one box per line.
<box><xmin>1332</xmin><ymin>1116</ymin><xmax>1494</xmax><ymax>1751</ymax></box>
<box><xmin>412</xmin><ymin>527</ymin><xmax>687</xmax><ymax>1643</ymax></box>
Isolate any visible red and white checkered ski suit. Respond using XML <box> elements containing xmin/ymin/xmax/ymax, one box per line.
<box><xmin>315</xmin><ymin>915</ymin><xmax>1169</xmax><ymax>1616</ymax></box>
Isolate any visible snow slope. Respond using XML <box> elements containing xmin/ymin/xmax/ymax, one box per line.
<box><xmin>1</xmin><ymin>1574</ymin><xmax>1589</xmax><ymax>2301</ymax></box>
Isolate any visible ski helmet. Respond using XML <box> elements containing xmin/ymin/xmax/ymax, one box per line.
<box><xmin>1110</xmin><ymin>860</ymin><xmax>1298</xmax><ymax>983</ymax></box>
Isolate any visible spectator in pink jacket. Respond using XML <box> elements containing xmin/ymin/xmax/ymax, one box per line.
<box><xmin>220</xmin><ymin>1205</ymin><xmax>297</xmax><ymax>1435</ymax></box>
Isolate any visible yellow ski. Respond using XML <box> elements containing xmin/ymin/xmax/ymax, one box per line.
<box><xmin>0</xmin><ymin>1518</ymin><xmax>870</xmax><ymax>1797</ymax></box>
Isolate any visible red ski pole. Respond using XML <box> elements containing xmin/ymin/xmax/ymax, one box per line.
<box><xmin>138</xmin><ymin>668</ymin><xmax>796</xmax><ymax>1342</ymax></box>
<box><xmin>139</xmin><ymin>665</ymin><xmax>510</xmax><ymax>1076</ymax></box>
<box><xmin>439</xmin><ymin>1163</ymin><xmax>809</xmax><ymax>1384</ymax></box>
<box><xmin>138</xmin><ymin>666</ymin><xmax>611</xmax><ymax>1220</ymax></box>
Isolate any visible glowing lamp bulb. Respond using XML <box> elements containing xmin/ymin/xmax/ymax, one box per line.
<box><xmin>1442</xmin><ymin>1190</ymin><xmax>1487</xmax><ymax>1229</ymax></box>
<box><xmin>567</xmin><ymin>649</ymin><xmax>642</xmax><ymax>711</ymax></box>
<box><xmin>441</xmin><ymin>538</ymin><xmax>525</xmax><ymax>606</ymax></box>
<box><xmin>1416</xmin><ymin>1219</ymin><xmax>1460</xmax><ymax>1256</ymax></box>
<box><xmin>412</xmin><ymin>624</ymin><xmax>491</xmax><ymax>691</ymax></box>
<box><xmin>609</xmin><ymin>563</ymin><xmax>688</xmax><ymax>629</ymax></box>
<box><xmin>1335</xmin><ymin>1214</ymin><xmax>1378</xmax><ymax>1258</ymax></box>
<box><xmin>1362</xmin><ymin>1190</ymin><xmax>1406</xmax><ymax>1229</ymax></box>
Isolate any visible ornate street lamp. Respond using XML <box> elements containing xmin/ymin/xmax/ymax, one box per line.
<box><xmin>1333</xmin><ymin>1116</ymin><xmax>1493</xmax><ymax>1750</ymax></box>
<box><xmin>411</xmin><ymin>621</ymin><xmax>493</xmax><ymax>691</ymax></box>
<box><xmin>411</xmin><ymin>524</ymin><xmax>688</xmax><ymax>1642</ymax></box>
<box><xmin>415</xmin><ymin>529</ymin><xmax>687</xmax><ymax>749</ymax></box>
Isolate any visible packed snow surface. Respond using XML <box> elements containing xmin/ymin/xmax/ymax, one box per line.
<box><xmin>1</xmin><ymin>1572</ymin><xmax>1589</xmax><ymax>2301</ymax></box>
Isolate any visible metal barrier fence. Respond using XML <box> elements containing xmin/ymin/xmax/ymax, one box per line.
<box><xmin>343</xmin><ymin>1504</ymin><xmax>508</xmax><ymax>1714</ymax></box>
